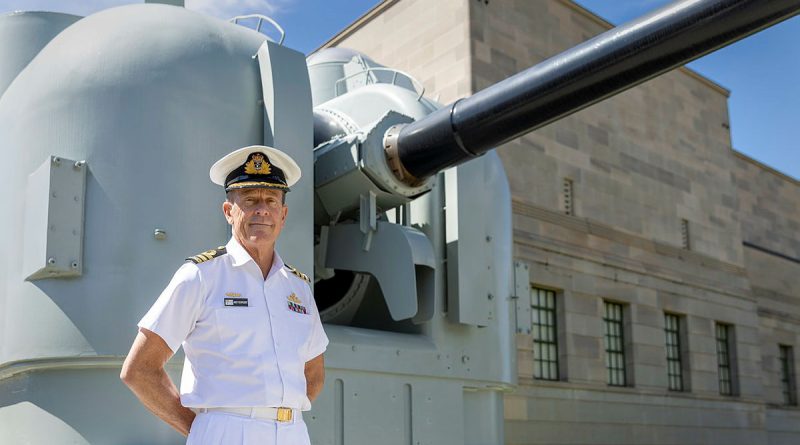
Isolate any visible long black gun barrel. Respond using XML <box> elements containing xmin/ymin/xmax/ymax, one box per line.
<box><xmin>392</xmin><ymin>0</ymin><xmax>800</xmax><ymax>180</ymax></box>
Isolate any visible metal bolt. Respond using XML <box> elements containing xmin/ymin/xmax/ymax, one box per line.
<box><xmin>485</xmin><ymin>235</ymin><xmax>492</xmax><ymax>242</ymax></box>
<box><xmin>488</xmin><ymin>293</ymin><xmax>494</xmax><ymax>300</ymax></box>
<box><xmin>52</xmin><ymin>157</ymin><xmax>61</xmax><ymax>166</ymax></box>
<box><xmin>154</xmin><ymin>229</ymin><xmax>167</xmax><ymax>240</ymax></box>
<box><xmin>47</xmin><ymin>257</ymin><xmax>56</xmax><ymax>265</ymax></box>
<box><xmin>461</xmin><ymin>355</ymin><xmax>469</xmax><ymax>363</ymax></box>
<box><xmin>71</xmin><ymin>261</ymin><xmax>79</xmax><ymax>269</ymax></box>
<box><xmin>73</xmin><ymin>160</ymin><xmax>85</xmax><ymax>169</ymax></box>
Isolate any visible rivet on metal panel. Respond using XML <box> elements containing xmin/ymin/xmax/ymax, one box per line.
<box><xmin>51</xmin><ymin>191</ymin><xmax>57</xmax><ymax>198</ymax></box>
<box><xmin>47</xmin><ymin>257</ymin><xmax>56</xmax><ymax>265</ymax></box>
<box><xmin>487</xmin><ymin>293</ymin><xmax>494</xmax><ymax>300</ymax></box>
<box><xmin>73</xmin><ymin>160</ymin><xmax>85</xmax><ymax>169</ymax></box>
<box><xmin>461</xmin><ymin>355</ymin><xmax>469</xmax><ymax>363</ymax></box>
<box><xmin>71</xmin><ymin>262</ymin><xmax>79</xmax><ymax>269</ymax></box>
<box><xmin>154</xmin><ymin>229</ymin><xmax>167</xmax><ymax>240</ymax></box>
<box><xmin>485</xmin><ymin>235</ymin><xmax>492</xmax><ymax>242</ymax></box>
<box><xmin>351</xmin><ymin>345</ymin><xmax>356</xmax><ymax>351</ymax></box>
<box><xmin>52</xmin><ymin>157</ymin><xmax>61</xmax><ymax>166</ymax></box>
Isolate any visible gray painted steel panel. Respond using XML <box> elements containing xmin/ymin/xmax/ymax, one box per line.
<box><xmin>0</xmin><ymin>11</ymin><xmax>80</xmax><ymax>98</ymax></box>
<box><xmin>0</xmin><ymin>4</ymin><xmax>307</xmax><ymax>442</ymax></box>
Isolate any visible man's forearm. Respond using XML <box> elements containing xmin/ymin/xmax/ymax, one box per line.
<box><xmin>305</xmin><ymin>354</ymin><xmax>325</xmax><ymax>402</ymax></box>
<box><xmin>122</xmin><ymin>367</ymin><xmax>195</xmax><ymax>436</ymax></box>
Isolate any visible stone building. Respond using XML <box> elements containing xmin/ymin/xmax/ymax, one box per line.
<box><xmin>318</xmin><ymin>0</ymin><xmax>800</xmax><ymax>443</ymax></box>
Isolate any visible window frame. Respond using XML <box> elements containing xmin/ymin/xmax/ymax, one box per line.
<box><xmin>779</xmin><ymin>344</ymin><xmax>797</xmax><ymax>406</ymax></box>
<box><xmin>603</xmin><ymin>301</ymin><xmax>627</xmax><ymax>387</ymax></box>
<box><xmin>715</xmin><ymin>322</ymin><xmax>736</xmax><ymax>396</ymax></box>
<box><xmin>664</xmin><ymin>313</ymin><xmax>685</xmax><ymax>392</ymax></box>
<box><xmin>531</xmin><ymin>286</ymin><xmax>560</xmax><ymax>381</ymax></box>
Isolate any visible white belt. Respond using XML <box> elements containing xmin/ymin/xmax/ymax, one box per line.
<box><xmin>195</xmin><ymin>407</ymin><xmax>301</xmax><ymax>423</ymax></box>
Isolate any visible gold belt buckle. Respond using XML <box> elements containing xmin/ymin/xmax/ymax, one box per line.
<box><xmin>276</xmin><ymin>407</ymin><xmax>293</xmax><ymax>422</ymax></box>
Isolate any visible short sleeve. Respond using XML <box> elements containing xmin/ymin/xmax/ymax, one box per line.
<box><xmin>138</xmin><ymin>263</ymin><xmax>205</xmax><ymax>353</ymax></box>
<box><xmin>303</xmin><ymin>287</ymin><xmax>329</xmax><ymax>362</ymax></box>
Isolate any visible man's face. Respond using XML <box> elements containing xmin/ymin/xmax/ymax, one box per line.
<box><xmin>223</xmin><ymin>188</ymin><xmax>288</xmax><ymax>249</ymax></box>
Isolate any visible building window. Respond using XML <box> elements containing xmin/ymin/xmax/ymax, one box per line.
<box><xmin>603</xmin><ymin>302</ymin><xmax>626</xmax><ymax>386</ymax></box>
<box><xmin>715</xmin><ymin>323</ymin><xmax>735</xmax><ymax>396</ymax></box>
<box><xmin>532</xmin><ymin>287</ymin><xmax>559</xmax><ymax>380</ymax></box>
<box><xmin>664</xmin><ymin>313</ymin><xmax>684</xmax><ymax>391</ymax></box>
<box><xmin>779</xmin><ymin>345</ymin><xmax>797</xmax><ymax>406</ymax></box>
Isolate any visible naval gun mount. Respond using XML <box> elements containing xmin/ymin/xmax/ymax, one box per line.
<box><xmin>307</xmin><ymin>0</ymin><xmax>800</xmax><ymax>333</ymax></box>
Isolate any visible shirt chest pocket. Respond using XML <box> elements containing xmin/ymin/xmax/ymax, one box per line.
<box><xmin>281</xmin><ymin>307</ymin><xmax>314</xmax><ymax>348</ymax></box>
<box><xmin>213</xmin><ymin>307</ymin><xmax>271</xmax><ymax>355</ymax></box>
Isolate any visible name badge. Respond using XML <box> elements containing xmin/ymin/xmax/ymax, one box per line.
<box><xmin>224</xmin><ymin>298</ymin><xmax>249</xmax><ymax>307</ymax></box>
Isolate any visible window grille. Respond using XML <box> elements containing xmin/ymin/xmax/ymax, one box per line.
<box><xmin>603</xmin><ymin>302</ymin><xmax>626</xmax><ymax>386</ymax></box>
<box><xmin>563</xmin><ymin>178</ymin><xmax>574</xmax><ymax>216</ymax></box>
<box><xmin>681</xmin><ymin>219</ymin><xmax>690</xmax><ymax>250</ymax></box>
<box><xmin>715</xmin><ymin>323</ymin><xmax>734</xmax><ymax>395</ymax></box>
<box><xmin>532</xmin><ymin>287</ymin><xmax>559</xmax><ymax>380</ymax></box>
<box><xmin>664</xmin><ymin>313</ymin><xmax>684</xmax><ymax>391</ymax></box>
<box><xmin>780</xmin><ymin>345</ymin><xmax>797</xmax><ymax>406</ymax></box>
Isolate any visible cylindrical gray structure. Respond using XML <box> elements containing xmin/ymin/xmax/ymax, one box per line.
<box><xmin>0</xmin><ymin>11</ymin><xmax>81</xmax><ymax>98</ymax></box>
<box><xmin>395</xmin><ymin>0</ymin><xmax>800</xmax><ymax>179</ymax></box>
<box><xmin>0</xmin><ymin>4</ymin><xmax>273</xmax><ymax>443</ymax></box>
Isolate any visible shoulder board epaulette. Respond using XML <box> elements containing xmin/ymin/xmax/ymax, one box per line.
<box><xmin>186</xmin><ymin>246</ymin><xmax>227</xmax><ymax>264</ymax></box>
<box><xmin>285</xmin><ymin>264</ymin><xmax>310</xmax><ymax>283</ymax></box>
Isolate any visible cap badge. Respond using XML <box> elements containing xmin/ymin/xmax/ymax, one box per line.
<box><xmin>244</xmin><ymin>153</ymin><xmax>271</xmax><ymax>175</ymax></box>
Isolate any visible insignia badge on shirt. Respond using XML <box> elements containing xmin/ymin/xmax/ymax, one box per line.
<box><xmin>224</xmin><ymin>292</ymin><xmax>248</xmax><ymax>307</ymax></box>
<box><xmin>287</xmin><ymin>293</ymin><xmax>307</xmax><ymax>314</ymax></box>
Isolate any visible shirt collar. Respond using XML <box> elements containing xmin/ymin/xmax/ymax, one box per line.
<box><xmin>225</xmin><ymin>237</ymin><xmax>285</xmax><ymax>275</ymax></box>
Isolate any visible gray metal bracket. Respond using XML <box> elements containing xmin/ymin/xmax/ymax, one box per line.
<box><xmin>324</xmin><ymin>221</ymin><xmax>436</xmax><ymax>323</ymax></box>
<box><xmin>512</xmin><ymin>261</ymin><xmax>532</xmax><ymax>334</ymax></box>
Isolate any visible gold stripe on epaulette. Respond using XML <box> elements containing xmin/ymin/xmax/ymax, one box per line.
<box><xmin>285</xmin><ymin>264</ymin><xmax>310</xmax><ymax>283</ymax></box>
<box><xmin>186</xmin><ymin>247</ymin><xmax>227</xmax><ymax>264</ymax></box>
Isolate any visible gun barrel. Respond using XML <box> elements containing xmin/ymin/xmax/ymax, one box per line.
<box><xmin>394</xmin><ymin>0</ymin><xmax>800</xmax><ymax>180</ymax></box>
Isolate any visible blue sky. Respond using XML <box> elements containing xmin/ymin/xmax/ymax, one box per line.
<box><xmin>2</xmin><ymin>0</ymin><xmax>797</xmax><ymax>180</ymax></box>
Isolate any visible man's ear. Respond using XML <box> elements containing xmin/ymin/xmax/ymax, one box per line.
<box><xmin>222</xmin><ymin>201</ymin><xmax>234</xmax><ymax>224</ymax></box>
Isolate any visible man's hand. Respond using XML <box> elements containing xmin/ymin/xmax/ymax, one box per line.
<box><xmin>120</xmin><ymin>328</ymin><xmax>196</xmax><ymax>437</ymax></box>
<box><xmin>305</xmin><ymin>353</ymin><xmax>325</xmax><ymax>402</ymax></box>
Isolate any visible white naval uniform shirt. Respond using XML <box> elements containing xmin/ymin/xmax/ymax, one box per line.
<box><xmin>138</xmin><ymin>237</ymin><xmax>328</xmax><ymax>411</ymax></box>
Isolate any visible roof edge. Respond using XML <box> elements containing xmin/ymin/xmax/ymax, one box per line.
<box><xmin>312</xmin><ymin>0</ymin><xmax>399</xmax><ymax>54</ymax></box>
<box><xmin>732</xmin><ymin>149</ymin><xmax>799</xmax><ymax>186</ymax></box>
<box><xmin>557</xmin><ymin>0</ymin><xmax>730</xmax><ymax>97</ymax></box>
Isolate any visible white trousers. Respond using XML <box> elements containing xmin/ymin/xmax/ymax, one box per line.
<box><xmin>186</xmin><ymin>412</ymin><xmax>311</xmax><ymax>445</ymax></box>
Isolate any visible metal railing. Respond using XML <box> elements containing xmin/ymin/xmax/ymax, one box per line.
<box><xmin>334</xmin><ymin>67</ymin><xmax>425</xmax><ymax>101</ymax></box>
<box><xmin>229</xmin><ymin>14</ymin><xmax>285</xmax><ymax>45</ymax></box>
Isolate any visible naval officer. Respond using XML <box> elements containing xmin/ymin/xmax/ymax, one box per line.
<box><xmin>121</xmin><ymin>145</ymin><xmax>328</xmax><ymax>444</ymax></box>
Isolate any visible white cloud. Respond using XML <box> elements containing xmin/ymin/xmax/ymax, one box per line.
<box><xmin>185</xmin><ymin>0</ymin><xmax>290</xmax><ymax>20</ymax></box>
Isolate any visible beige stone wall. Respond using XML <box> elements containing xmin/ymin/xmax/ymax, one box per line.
<box><xmin>323</xmin><ymin>0</ymin><xmax>472</xmax><ymax>105</ymax></box>
<box><xmin>732</xmin><ymin>154</ymin><xmax>800</xmax><ymax>440</ymax></box>
<box><xmin>733</xmin><ymin>153</ymin><xmax>800</xmax><ymax>259</ymax></box>
<box><xmin>471</xmin><ymin>0</ymin><xmax>743</xmax><ymax>267</ymax></box>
